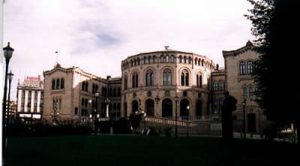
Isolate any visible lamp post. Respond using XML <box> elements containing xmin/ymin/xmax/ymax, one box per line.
<box><xmin>154</xmin><ymin>96</ymin><xmax>160</xmax><ymax>117</ymax></box>
<box><xmin>105</xmin><ymin>98</ymin><xmax>110</xmax><ymax>118</ymax></box>
<box><xmin>7</xmin><ymin>71</ymin><xmax>14</xmax><ymax>124</ymax></box>
<box><xmin>2</xmin><ymin>42</ymin><xmax>14</xmax><ymax>165</ymax></box>
<box><xmin>242</xmin><ymin>98</ymin><xmax>246</xmax><ymax>139</ymax></box>
<box><xmin>186</xmin><ymin>105</ymin><xmax>190</xmax><ymax>136</ymax></box>
<box><xmin>174</xmin><ymin>96</ymin><xmax>179</xmax><ymax>137</ymax></box>
<box><xmin>94</xmin><ymin>92</ymin><xmax>99</xmax><ymax>134</ymax></box>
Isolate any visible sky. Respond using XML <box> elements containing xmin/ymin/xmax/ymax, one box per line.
<box><xmin>3</xmin><ymin>0</ymin><xmax>254</xmax><ymax>100</ymax></box>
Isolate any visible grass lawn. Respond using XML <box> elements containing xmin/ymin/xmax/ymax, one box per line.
<box><xmin>7</xmin><ymin>135</ymin><xmax>298</xmax><ymax>166</ymax></box>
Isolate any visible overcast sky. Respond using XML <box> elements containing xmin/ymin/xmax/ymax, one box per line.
<box><xmin>4</xmin><ymin>0</ymin><xmax>253</xmax><ymax>99</ymax></box>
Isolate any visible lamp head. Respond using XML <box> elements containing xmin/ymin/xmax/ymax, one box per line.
<box><xmin>3</xmin><ymin>42</ymin><xmax>14</xmax><ymax>60</ymax></box>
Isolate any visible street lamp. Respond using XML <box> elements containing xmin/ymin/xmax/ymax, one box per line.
<box><xmin>154</xmin><ymin>96</ymin><xmax>160</xmax><ymax>117</ymax></box>
<box><xmin>2</xmin><ymin>42</ymin><xmax>14</xmax><ymax>165</ymax></box>
<box><xmin>174</xmin><ymin>96</ymin><xmax>179</xmax><ymax>137</ymax></box>
<box><xmin>242</xmin><ymin>98</ymin><xmax>246</xmax><ymax>139</ymax></box>
<box><xmin>105</xmin><ymin>98</ymin><xmax>111</xmax><ymax>118</ymax></box>
<box><xmin>7</xmin><ymin>71</ymin><xmax>14</xmax><ymax>124</ymax></box>
<box><xmin>186</xmin><ymin>105</ymin><xmax>190</xmax><ymax>136</ymax></box>
<box><xmin>94</xmin><ymin>92</ymin><xmax>99</xmax><ymax>134</ymax></box>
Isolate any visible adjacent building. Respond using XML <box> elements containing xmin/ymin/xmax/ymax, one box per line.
<box><xmin>223</xmin><ymin>41</ymin><xmax>266</xmax><ymax>133</ymax></box>
<box><xmin>16</xmin><ymin>75</ymin><xmax>43</xmax><ymax>120</ymax></box>
<box><xmin>42</xmin><ymin>64</ymin><xmax>121</xmax><ymax>123</ymax></box>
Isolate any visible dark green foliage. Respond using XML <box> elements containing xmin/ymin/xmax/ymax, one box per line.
<box><xmin>246</xmin><ymin>0</ymin><xmax>300</xmax><ymax>142</ymax></box>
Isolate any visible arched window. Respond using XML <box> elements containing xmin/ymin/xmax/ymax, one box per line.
<box><xmin>130</xmin><ymin>60</ymin><xmax>133</xmax><ymax>67</ymax></box>
<box><xmin>179</xmin><ymin>56</ymin><xmax>182</xmax><ymax>63</ymax></box>
<box><xmin>148</xmin><ymin>56</ymin><xmax>151</xmax><ymax>63</ymax></box>
<box><xmin>162</xmin><ymin>99</ymin><xmax>172</xmax><ymax>117</ymax></box>
<box><xmin>132</xmin><ymin>72</ymin><xmax>139</xmax><ymax>88</ymax></box>
<box><xmin>243</xmin><ymin>86</ymin><xmax>248</xmax><ymax>98</ymax></box>
<box><xmin>61</xmin><ymin>78</ymin><xmax>64</xmax><ymax>89</ymax></box>
<box><xmin>145</xmin><ymin>99</ymin><xmax>154</xmax><ymax>116</ymax></box>
<box><xmin>195</xmin><ymin>58</ymin><xmax>198</xmax><ymax>65</ymax></box>
<box><xmin>153</xmin><ymin>55</ymin><xmax>156</xmax><ymax>63</ymax></box>
<box><xmin>249</xmin><ymin>87</ymin><xmax>254</xmax><ymax>99</ymax></box>
<box><xmin>188</xmin><ymin>57</ymin><xmax>192</xmax><ymax>64</ymax></box>
<box><xmin>184</xmin><ymin>56</ymin><xmax>187</xmax><ymax>63</ymax></box>
<box><xmin>163</xmin><ymin>69</ymin><xmax>172</xmax><ymax>86</ymax></box>
<box><xmin>247</xmin><ymin>61</ymin><xmax>253</xmax><ymax>74</ymax></box>
<box><xmin>160</xmin><ymin>54</ymin><xmax>164</xmax><ymax>62</ymax></box>
<box><xmin>180</xmin><ymin>99</ymin><xmax>190</xmax><ymax>119</ymax></box>
<box><xmin>144</xmin><ymin>57</ymin><xmax>147</xmax><ymax>64</ymax></box>
<box><xmin>166</xmin><ymin>55</ymin><xmax>169</xmax><ymax>62</ymax></box>
<box><xmin>146</xmin><ymin>70</ymin><xmax>154</xmax><ymax>87</ymax></box>
<box><xmin>181</xmin><ymin>70</ymin><xmax>189</xmax><ymax>86</ymax></box>
<box><xmin>124</xmin><ymin>75</ymin><xmax>128</xmax><ymax>90</ymax></box>
<box><xmin>240</xmin><ymin>61</ymin><xmax>246</xmax><ymax>75</ymax></box>
<box><xmin>137</xmin><ymin>58</ymin><xmax>140</xmax><ymax>65</ymax></box>
<box><xmin>219</xmin><ymin>81</ymin><xmax>224</xmax><ymax>90</ymax></box>
<box><xmin>170</xmin><ymin>55</ymin><xmax>174</xmax><ymax>62</ymax></box>
<box><xmin>52</xmin><ymin>79</ymin><xmax>55</xmax><ymax>89</ymax></box>
<box><xmin>132</xmin><ymin>100</ymin><xmax>139</xmax><ymax>114</ymax></box>
<box><xmin>196</xmin><ymin>74</ymin><xmax>202</xmax><ymax>88</ymax></box>
<box><xmin>56</xmin><ymin>79</ymin><xmax>60</xmax><ymax>89</ymax></box>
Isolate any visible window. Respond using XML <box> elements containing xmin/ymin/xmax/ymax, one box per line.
<box><xmin>56</xmin><ymin>79</ymin><xmax>60</xmax><ymax>89</ymax></box>
<box><xmin>166</xmin><ymin>55</ymin><xmax>169</xmax><ymax>62</ymax></box>
<box><xmin>219</xmin><ymin>81</ymin><xmax>224</xmax><ymax>90</ymax></box>
<box><xmin>243</xmin><ymin>87</ymin><xmax>248</xmax><ymax>98</ymax></box>
<box><xmin>240</xmin><ymin>61</ymin><xmax>246</xmax><ymax>75</ymax></box>
<box><xmin>163</xmin><ymin>69</ymin><xmax>172</xmax><ymax>86</ymax></box>
<box><xmin>179</xmin><ymin>56</ymin><xmax>182</xmax><ymax>63</ymax></box>
<box><xmin>75</xmin><ymin>107</ymin><xmax>78</xmax><ymax>115</ymax></box>
<box><xmin>52</xmin><ymin>79</ymin><xmax>55</xmax><ymax>89</ymax></box>
<box><xmin>188</xmin><ymin>57</ymin><xmax>192</xmax><ymax>64</ymax></box>
<box><xmin>92</xmin><ymin>83</ymin><xmax>98</xmax><ymax>93</ymax></box>
<box><xmin>196</xmin><ymin>74</ymin><xmax>202</xmax><ymax>88</ymax></box>
<box><xmin>132</xmin><ymin>72</ymin><xmax>139</xmax><ymax>88</ymax></box>
<box><xmin>81</xmin><ymin>81</ymin><xmax>89</xmax><ymax>91</ymax></box>
<box><xmin>61</xmin><ymin>78</ymin><xmax>64</xmax><ymax>89</ymax></box>
<box><xmin>213</xmin><ymin>81</ymin><xmax>218</xmax><ymax>91</ymax></box>
<box><xmin>247</xmin><ymin>61</ymin><xmax>253</xmax><ymax>74</ymax></box>
<box><xmin>249</xmin><ymin>87</ymin><xmax>254</xmax><ymax>99</ymax></box>
<box><xmin>146</xmin><ymin>70</ymin><xmax>154</xmax><ymax>87</ymax></box>
<box><xmin>52</xmin><ymin>78</ymin><xmax>65</xmax><ymax>90</ymax></box>
<box><xmin>181</xmin><ymin>70</ymin><xmax>189</xmax><ymax>86</ymax></box>
<box><xmin>148</xmin><ymin>56</ymin><xmax>152</xmax><ymax>63</ymax></box>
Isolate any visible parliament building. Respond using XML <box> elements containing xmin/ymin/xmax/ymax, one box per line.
<box><xmin>41</xmin><ymin>41</ymin><xmax>266</xmax><ymax>133</ymax></box>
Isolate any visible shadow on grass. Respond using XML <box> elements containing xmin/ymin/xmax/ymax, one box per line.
<box><xmin>7</xmin><ymin>135</ymin><xmax>299</xmax><ymax>166</ymax></box>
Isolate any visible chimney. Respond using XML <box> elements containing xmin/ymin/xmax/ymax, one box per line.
<box><xmin>164</xmin><ymin>46</ymin><xmax>169</xmax><ymax>50</ymax></box>
<box><xmin>107</xmin><ymin>75</ymin><xmax>111</xmax><ymax>80</ymax></box>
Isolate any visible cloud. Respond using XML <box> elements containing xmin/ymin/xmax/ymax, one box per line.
<box><xmin>4</xmin><ymin>0</ymin><xmax>253</xmax><ymax>99</ymax></box>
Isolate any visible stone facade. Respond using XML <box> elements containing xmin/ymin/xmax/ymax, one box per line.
<box><xmin>43</xmin><ymin>64</ymin><xmax>121</xmax><ymax>123</ymax></box>
<box><xmin>121</xmin><ymin>46</ymin><xmax>215</xmax><ymax>120</ymax></box>
<box><xmin>41</xmin><ymin>43</ymin><xmax>266</xmax><ymax>134</ymax></box>
<box><xmin>223</xmin><ymin>41</ymin><xmax>266</xmax><ymax>133</ymax></box>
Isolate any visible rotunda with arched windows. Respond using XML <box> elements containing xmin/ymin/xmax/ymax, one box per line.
<box><xmin>121</xmin><ymin>46</ymin><xmax>216</xmax><ymax>120</ymax></box>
